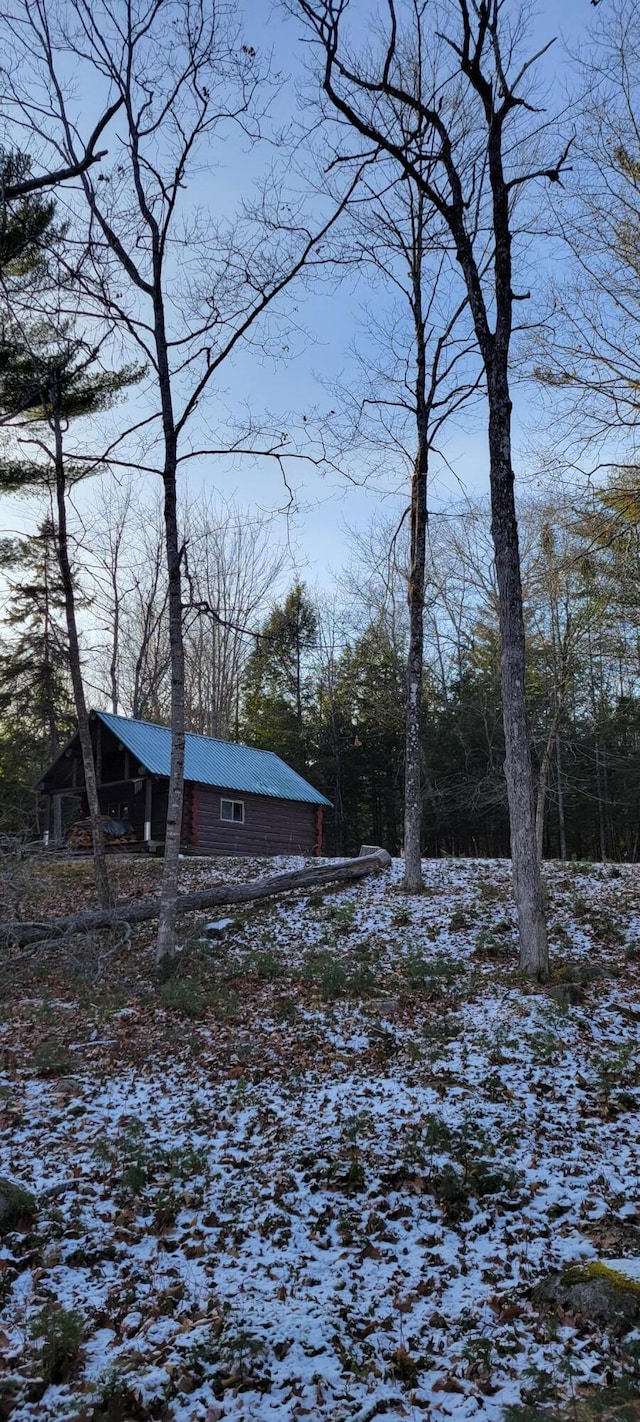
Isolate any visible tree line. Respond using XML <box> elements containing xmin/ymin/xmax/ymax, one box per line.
<box><xmin>3</xmin><ymin>476</ymin><xmax>640</xmax><ymax>869</ymax></box>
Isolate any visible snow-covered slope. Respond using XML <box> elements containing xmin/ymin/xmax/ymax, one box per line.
<box><xmin>1</xmin><ymin>856</ymin><xmax>640</xmax><ymax>1419</ymax></box>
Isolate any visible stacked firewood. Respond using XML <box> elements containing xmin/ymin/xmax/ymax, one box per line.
<box><xmin>67</xmin><ymin>816</ymin><xmax>137</xmax><ymax>848</ymax></box>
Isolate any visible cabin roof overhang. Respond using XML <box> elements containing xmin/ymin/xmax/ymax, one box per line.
<box><xmin>35</xmin><ymin>710</ymin><xmax>332</xmax><ymax>807</ymax></box>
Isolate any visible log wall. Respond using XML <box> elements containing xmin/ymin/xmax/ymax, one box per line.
<box><xmin>186</xmin><ymin>784</ymin><xmax>319</xmax><ymax>856</ymax></box>
<box><xmin>90</xmin><ymin>769</ymin><xmax>321</xmax><ymax>856</ymax></box>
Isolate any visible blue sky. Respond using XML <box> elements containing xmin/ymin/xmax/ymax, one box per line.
<box><xmin>180</xmin><ymin>0</ymin><xmax>599</xmax><ymax>586</ymax></box>
<box><xmin>1</xmin><ymin>0</ymin><xmax>604</xmax><ymax>596</ymax></box>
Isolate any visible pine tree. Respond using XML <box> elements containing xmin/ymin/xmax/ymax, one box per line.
<box><xmin>243</xmin><ymin>585</ymin><xmax>318</xmax><ymax>776</ymax></box>
<box><xmin>318</xmin><ymin>620</ymin><xmax>406</xmax><ymax>855</ymax></box>
<box><xmin>0</xmin><ymin>522</ymin><xmax>72</xmax><ymax>747</ymax></box>
<box><xmin>0</xmin><ymin>328</ymin><xmax>143</xmax><ymax>901</ymax></box>
<box><xmin>0</xmin><ymin>151</ymin><xmax>61</xmax><ymax>442</ymax></box>
<box><xmin>0</xmin><ymin>151</ymin><xmax>57</xmax><ymax>275</ymax></box>
<box><xmin>0</xmin><ymin>523</ymin><xmax>74</xmax><ymax>834</ymax></box>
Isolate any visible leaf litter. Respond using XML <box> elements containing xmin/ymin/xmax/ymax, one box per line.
<box><xmin>1</xmin><ymin>854</ymin><xmax>640</xmax><ymax>1419</ymax></box>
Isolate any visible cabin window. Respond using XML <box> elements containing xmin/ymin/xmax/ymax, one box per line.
<box><xmin>220</xmin><ymin>798</ymin><xmax>244</xmax><ymax>824</ymax></box>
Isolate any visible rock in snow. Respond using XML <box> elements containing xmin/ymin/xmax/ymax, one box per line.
<box><xmin>533</xmin><ymin>1260</ymin><xmax>640</xmax><ymax>1330</ymax></box>
<box><xmin>204</xmin><ymin>917</ymin><xmax>234</xmax><ymax>937</ymax></box>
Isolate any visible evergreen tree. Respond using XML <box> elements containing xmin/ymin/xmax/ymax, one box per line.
<box><xmin>0</xmin><ymin>151</ymin><xmax>61</xmax><ymax>440</ymax></box>
<box><xmin>0</xmin><ymin>151</ymin><xmax>57</xmax><ymax>276</ymax></box>
<box><xmin>0</xmin><ymin>327</ymin><xmax>143</xmax><ymax>901</ymax></box>
<box><xmin>243</xmin><ymin>584</ymin><xmax>318</xmax><ymax>776</ymax></box>
<box><xmin>0</xmin><ymin>523</ymin><xmax>74</xmax><ymax>834</ymax></box>
<box><xmin>0</xmin><ymin>522</ymin><xmax>72</xmax><ymax>749</ymax></box>
<box><xmin>427</xmin><ymin>630</ymin><xmax>508</xmax><ymax>858</ymax></box>
<box><xmin>318</xmin><ymin>620</ymin><xmax>406</xmax><ymax>855</ymax></box>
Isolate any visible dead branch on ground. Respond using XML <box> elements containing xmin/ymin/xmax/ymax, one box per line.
<box><xmin>0</xmin><ymin>849</ymin><xmax>392</xmax><ymax>949</ymax></box>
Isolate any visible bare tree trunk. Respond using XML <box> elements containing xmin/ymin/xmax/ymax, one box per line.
<box><xmin>595</xmin><ymin>733</ymin><xmax>607</xmax><ymax>862</ymax></box>
<box><xmin>52</xmin><ymin>405</ymin><xmax>111</xmax><ymax>908</ymax></box>
<box><xmin>155</xmin><ymin>427</ymin><xmax>185</xmax><ymax>962</ymax></box>
<box><xmin>535</xmin><ymin>724</ymin><xmax>555</xmax><ymax>860</ymax></box>
<box><xmin>42</xmin><ymin>533</ymin><xmax>60</xmax><ymax>763</ymax></box>
<box><xmin>109</xmin><ymin>643</ymin><xmax>118</xmax><ymax>713</ymax></box>
<box><xmin>587</xmin><ymin>628</ymin><xmax>607</xmax><ymax>863</ymax></box>
<box><xmin>404</xmin><ymin>440</ymin><xmax>427</xmax><ymax>892</ymax></box>
<box><xmin>289</xmin><ymin>0</ymin><xmax>561</xmax><ymax>976</ymax></box>
<box><xmin>536</xmin><ymin>688</ymin><xmax>564</xmax><ymax>859</ymax></box>
<box><xmin>402</xmin><ymin>185</ymin><xmax>432</xmax><ymax>894</ymax></box>
<box><xmin>109</xmin><ymin>572</ymin><xmax>120</xmax><ymax>714</ymax></box>
<box><xmin>556</xmin><ymin>731</ymin><xmax>567</xmax><ymax>861</ymax></box>
<box><xmin>487</xmin><ymin>369</ymin><xmax>547</xmax><ymax>975</ymax></box>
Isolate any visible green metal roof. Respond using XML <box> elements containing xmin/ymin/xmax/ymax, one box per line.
<box><xmin>95</xmin><ymin>711</ymin><xmax>332</xmax><ymax>806</ymax></box>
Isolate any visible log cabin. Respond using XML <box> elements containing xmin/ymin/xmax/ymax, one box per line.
<box><xmin>36</xmin><ymin>710</ymin><xmax>331</xmax><ymax>855</ymax></box>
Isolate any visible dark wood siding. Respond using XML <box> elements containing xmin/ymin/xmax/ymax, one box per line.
<box><xmin>182</xmin><ymin>782</ymin><xmax>196</xmax><ymax>846</ymax></box>
<box><xmin>152</xmin><ymin>784</ymin><xmax>168</xmax><ymax>841</ymax></box>
<box><xmin>95</xmin><ymin>779</ymin><xmax>319</xmax><ymax>853</ymax></box>
<box><xmin>190</xmin><ymin>785</ymin><xmax>319</xmax><ymax>855</ymax></box>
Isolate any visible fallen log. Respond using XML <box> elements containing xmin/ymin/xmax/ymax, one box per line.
<box><xmin>0</xmin><ymin>848</ymin><xmax>392</xmax><ymax>949</ymax></box>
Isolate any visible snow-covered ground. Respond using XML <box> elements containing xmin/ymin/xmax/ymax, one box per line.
<box><xmin>2</xmin><ymin>855</ymin><xmax>640</xmax><ymax>1419</ymax></box>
